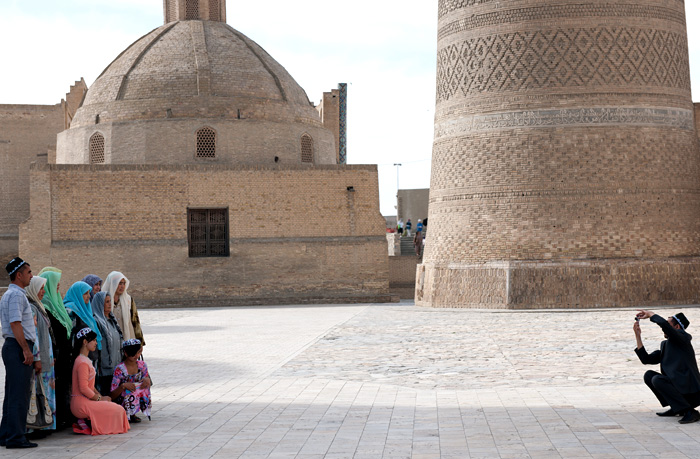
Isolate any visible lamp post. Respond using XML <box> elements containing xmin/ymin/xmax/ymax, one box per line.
<box><xmin>393</xmin><ymin>163</ymin><xmax>402</xmax><ymax>220</ymax></box>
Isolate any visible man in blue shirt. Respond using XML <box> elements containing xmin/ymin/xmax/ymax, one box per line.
<box><xmin>0</xmin><ymin>257</ymin><xmax>39</xmax><ymax>449</ymax></box>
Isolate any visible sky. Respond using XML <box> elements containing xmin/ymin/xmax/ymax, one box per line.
<box><xmin>0</xmin><ymin>1</ymin><xmax>699</xmax><ymax>216</ymax></box>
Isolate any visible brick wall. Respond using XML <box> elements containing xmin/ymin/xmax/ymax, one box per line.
<box><xmin>388</xmin><ymin>256</ymin><xmax>419</xmax><ymax>299</ymax></box>
<box><xmin>0</xmin><ymin>104</ymin><xmax>64</xmax><ymax>280</ymax></box>
<box><xmin>20</xmin><ymin>163</ymin><xmax>392</xmax><ymax>306</ymax></box>
<box><xmin>397</xmin><ymin>189</ymin><xmax>429</xmax><ymax>227</ymax></box>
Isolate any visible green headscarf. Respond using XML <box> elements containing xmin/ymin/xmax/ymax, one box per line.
<box><xmin>40</xmin><ymin>270</ymin><xmax>72</xmax><ymax>338</ymax></box>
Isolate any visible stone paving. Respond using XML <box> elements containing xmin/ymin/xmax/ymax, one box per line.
<box><xmin>2</xmin><ymin>301</ymin><xmax>700</xmax><ymax>458</ymax></box>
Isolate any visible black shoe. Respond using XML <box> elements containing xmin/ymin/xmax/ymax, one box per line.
<box><xmin>656</xmin><ymin>409</ymin><xmax>678</xmax><ymax>417</ymax></box>
<box><xmin>6</xmin><ymin>441</ymin><xmax>38</xmax><ymax>449</ymax></box>
<box><xmin>679</xmin><ymin>409</ymin><xmax>700</xmax><ymax>424</ymax></box>
<box><xmin>130</xmin><ymin>415</ymin><xmax>142</xmax><ymax>423</ymax></box>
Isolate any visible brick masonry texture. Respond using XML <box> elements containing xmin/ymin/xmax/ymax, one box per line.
<box><xmin>20</xmin><ymin>163</ymin><xmax>390</xmax><ymax>306</ymax></box>
<box><xmin>419</xmin><ymin>0</ymin><xmax>700</xmax><ymax>308</ymax></box>
<box><xmin>389</xmin><ymin>256</ymin><xmax>420</xmax><ymax>299</ymax></box>
<box><xmin>59</xmin><ymin>20</ymin><xmax>334</xmax><ymax>166</ymax></box>
<box><xmin>0</xmin><ymin>104</ymin><xmax>64</xmax><ymax>279</ymax></box>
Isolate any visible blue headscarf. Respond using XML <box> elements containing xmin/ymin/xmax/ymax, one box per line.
<box><xmin>64</xmin><ymin>281</ymin><xmax>102</xmax><ymax>349</ymax></box>
<box><xmin>81</xmin><ymin>274</ymin><xmax>102</xmax><ymax>300</ymax></box>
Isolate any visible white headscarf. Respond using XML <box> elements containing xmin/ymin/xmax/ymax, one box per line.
<box><xmin>103</xmin><ymin>271</ymin><xmax>135</xmax><ymax>340</ymax></box>
<box><xmin>26</xmin><ymin>276</ymin><xmax>48</xmax><ymax>312</ymax></box>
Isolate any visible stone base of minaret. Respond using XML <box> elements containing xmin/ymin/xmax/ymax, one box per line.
<box><xmin>415</xmin><ymin>258</ymin><xmax>700</xmax><ymax>309</ymax></box>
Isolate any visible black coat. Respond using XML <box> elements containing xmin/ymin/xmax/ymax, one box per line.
<box><xmin>635</xmin><ymin>314</ymin><xmax>700</xmax><ymax>395</ymax></box>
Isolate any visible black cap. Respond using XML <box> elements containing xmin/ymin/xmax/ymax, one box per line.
<box><xmin>5</xmin><ymin>257</ymin><xmax>26</xmax><ymax>276</ymax></box>
<box><xmin>674</xmin><ymin>313</ymin><xmax>690</xmax><ymax>330</ymax></box>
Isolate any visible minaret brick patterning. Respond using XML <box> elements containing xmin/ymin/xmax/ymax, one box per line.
<box><xmin>417</xmin><ymin>0</ymin><xmax>700</xmax><ymax>308</ymax></box>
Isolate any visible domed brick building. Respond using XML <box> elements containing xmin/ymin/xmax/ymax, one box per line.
<box><xmin>11</xmin><ymin>0</ymin><xmax>390</xmax><ymax>306</ymax></box>
<box><xmin>58</xmin><ymin>7</ymin><xmax>336</xmax><ymax>166</ymax></box>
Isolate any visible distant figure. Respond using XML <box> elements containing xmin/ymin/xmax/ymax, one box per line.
<box><xmin>414</xmin><ymin>230</ymin><xmax>423</xmax><ymax>257</ymax></box>
<box><xmin>405</xmin><ymin>219</ymin><xmax>412</xmax><ymax>237</ymax></box>
<box><xmin>634</xmin><ymin>310</ymin><xmax>700</xmax><ymax>424</ymax></box>
<box><xmin>397</xmin><ymin>219</ymin><xmax>404</xmax><ymax>237</ymax></box>
<box><xmin>416</xmin><ymin>219</ymin><xmax>423</xmax><ymax>235</ymax></box>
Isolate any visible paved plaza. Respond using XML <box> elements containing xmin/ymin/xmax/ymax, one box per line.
<box><xmin>2</xmin><ymin>301</ymin><xmax>700</xmax><ymax>458</ymax></box>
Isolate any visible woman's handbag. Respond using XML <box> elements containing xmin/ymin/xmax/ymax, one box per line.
<box><xmin>26</xmin><ymin>373</ymin><xmax>53</xmax><ymax>430</ymax></box>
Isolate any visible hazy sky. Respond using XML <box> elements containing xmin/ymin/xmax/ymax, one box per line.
<box><xmin>1</xmin><ymin>1</ymin><xmax>698</xmax><ymax>216</ymax></box>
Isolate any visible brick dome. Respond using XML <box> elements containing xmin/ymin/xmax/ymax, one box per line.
<box><xmin>57</xmin><ymin>20</ymin><xmax>336</xmax><ymax>165</ymax></box>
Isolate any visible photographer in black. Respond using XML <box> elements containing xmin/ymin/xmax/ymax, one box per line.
<box><xmin>634</xmin><ymin>310</ymin><xmax>700</xmax><ymax>424</ymax></box>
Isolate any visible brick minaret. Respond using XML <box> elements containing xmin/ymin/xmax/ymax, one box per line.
<box><xmin>164</xmin><ymin>0</ymin><xmax>226</xmax><ymax>23</ymax></box>
<box><xmin>417</xmin><ymin>0</ymin><xmax>700</xmax><ymax>309</ymax></box>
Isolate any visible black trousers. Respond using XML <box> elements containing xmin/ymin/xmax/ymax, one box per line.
<box><xmin>644</xmin><ymin>370</ymin><xmax>700</xmax><ymax>414</ymax></box>
<box><xmin>0</xmin><ymin>338</ymin><xmax>34</xmax><ymax>446</ymax></box>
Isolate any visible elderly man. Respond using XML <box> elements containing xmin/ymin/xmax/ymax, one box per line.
<box><xmin>0</xmin><ymin>257</ymin><xmax>39</xmax><ymax>449</ymax></box>
<box><xmin>634</xmin><ymin>310</ymin><xmax>700</xmax><ymax>424</ymax></box>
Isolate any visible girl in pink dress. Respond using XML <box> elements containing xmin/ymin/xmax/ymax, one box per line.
<box><xmin>70</xmin><ymin>328</ymin><xmax>130</xmax><ymax>435</ymax></box>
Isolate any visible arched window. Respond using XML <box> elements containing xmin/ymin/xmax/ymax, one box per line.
<box><xmin>301</xmin><ymin>134</ymin><xmax>314</xmax><ymax>163</ymax></box>
<box><xmin>185</xmin><ymin>0</ymin><xmax>199</xmax><ymax>20</ymax></box>
<box><xmin>89</xmin><ymin>132</ymin><xmax>105</xmax><ymax>164</ymax></box>
<box><xmin>196</xmin><ymin>127</ymin><xmax>216</xmax><ymax>158</ymax></box>
<box><xmin>209</xmin><ymin>0</ymin><xmax>220</xmax><ymax>21</ymax></box>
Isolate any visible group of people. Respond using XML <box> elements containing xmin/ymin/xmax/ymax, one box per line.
<box><xmin>396</xmin><ymin>218</ymin><xmax>426</xmax><ymax>257</ymax></box>
<box><xmin>0</xmin><ymin>257</ymin><xmax>152</xmax><ymax>449</ymax></box>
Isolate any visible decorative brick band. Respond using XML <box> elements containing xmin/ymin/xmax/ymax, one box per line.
<box><xmin>438</xmin><ymin>4</ymin><xmax>686</xmax><ymax>41</ymax></box>
<box><xmin>436</xmin><ymin>28</ymin><xmax>690</xmax><ymax>102</ymax></box>
<box><xmin>434</xmin><ymin>107</ymin><xmax>694</xmax><ymax>139</ymax></box>
<box><xmin>430</xmin><ymin>187</ymin><xmax>700</xmax><ymax>205</ymax></box>
<box><xmin>438</xmin><ymin>0</ymin><xmax>497</xmax><ymax>19</ymax></box>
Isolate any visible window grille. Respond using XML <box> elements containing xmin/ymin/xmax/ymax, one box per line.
<box><xmin>89</xmin><ymin>133</ymin><xmax>105</xmax><ymax>164</ymax></box>
<box><xmin>301</xmin><ymin>134</ymin><xmax>314</xmax><ymax>163</ymax></box>
<box><xmin>209</xmin><ymin>0</ymin><xmax>220</xmax><ymax>20</ymax></box>
<box><xmin>185</xmin><ymin>0</ymin><xmax>199</xmax><ymax>19</ymax></box>
<box><xmin>196</xmin><ymin>127</ymin><xmax>216</xmax><ymax>158</ymax></box>
<box><xmin>188</xmin><ymin>208</ymin><xmax>229</xmax><ymax>257</ymax></box>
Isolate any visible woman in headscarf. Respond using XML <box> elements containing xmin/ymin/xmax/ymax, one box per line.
<box><xmin>81</xmin><ymin>275</ymin><xmax>102</xmax><ymax>301</ymax></box>
<box><xmin>25</xmin><ymin>276</ymin><xmax>57</xmax><ymax>435</ymax></box>
<box><xmin>90</xmin><ymin>292</ymin><xmax>122</xmax><ymax>396</ymax></box>
<box><xmin>103</xmin><ymin>272</ymin><xmax>145</xmax><ymax>345</ymax></box>
<box><xmin>39</xmin><ymin>268</ymin><xmax>73</xmax><ymax>429</ymax></box>
<box><xmin>63</xmin><ymin>281</ymin><xmax>102</xmax><ymax>350</ymax></box>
